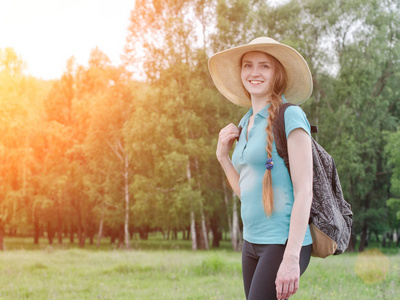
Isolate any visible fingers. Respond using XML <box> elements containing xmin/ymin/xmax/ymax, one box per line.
<box><xmin>216</xmin><ymin>123</ymin><xmax>241</xmax><ymax>160</ymax></box>
<box><xmin>294</xmin><ymin>278</ymin><xmax>299</xmax><ymax>295</ymax></box>
<box><xmin>276</xmin><ymin>277</ymin><xmax>299</xmax><ymax>300</ymax></box>
<box><xmin>275</xmin><ymin>256</ymin><xmax>300</xmax><ymax>299</ymax></box>
<box><xmin>218</xmin><ymin>123</ymin><xmax>240</xmax><ymax>142</ymax></box>
<box><xmin>276</xmin><ymin>278</ymin><xmax>288</xmax><ymax>300</ymax></box>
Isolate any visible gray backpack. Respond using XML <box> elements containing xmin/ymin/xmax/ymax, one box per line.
<box><xmin>273</xmin><ymin>103</ymin><xmax>353</xmax><ymax>258</ymax></box>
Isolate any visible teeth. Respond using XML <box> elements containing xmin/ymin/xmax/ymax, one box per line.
<box><xmin>250</xmin><ymin>80</ymin><xmax>262</xmax><ymax>84</ymax></box>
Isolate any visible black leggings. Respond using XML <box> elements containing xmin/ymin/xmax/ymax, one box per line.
<box><xmin>242</xmin><ymin>240</ymin><xmax>312</xmax><ymax>300</ymax></box>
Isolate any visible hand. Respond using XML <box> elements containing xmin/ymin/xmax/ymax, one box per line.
<box><xmin>216</xmin><ymin>123</ymin><xmax>240</xmax><ymax>162</ymax></box>
<box><xmin>275</xmin><ymin>255</ymin><xmax>300</xmax><ymax>300</ymax></box>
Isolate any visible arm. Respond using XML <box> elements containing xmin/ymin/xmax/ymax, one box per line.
<box><xmin>275</xmin><ymin>128</ymin><xmax>313</xmax><ymax>300</ymax></box>
<box><xmin>216</xmin><ymin>123</ymin><xmax>241</xmax><ymax>198</ymax></box>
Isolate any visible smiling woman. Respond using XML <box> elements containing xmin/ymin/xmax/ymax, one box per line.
<box><xmin>0</xmin><ymin>0</ymin><xmax>134</xmax><ymax>80</ymax></box>
<box><xmin>210</xmin><ymin>37</ymin><xmax>314</xmax><ymax>300</ymax></box>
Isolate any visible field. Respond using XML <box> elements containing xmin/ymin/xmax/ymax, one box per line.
<box><xmin>0</xmin><ymin>236</ymin><xmax>399</xmax><ymax>299</ymax></box>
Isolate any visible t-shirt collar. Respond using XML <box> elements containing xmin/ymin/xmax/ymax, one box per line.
<box><xmin>248</xmin><ymin>94</ymin><xmax>289</xmax><ymax>119</ymax></box>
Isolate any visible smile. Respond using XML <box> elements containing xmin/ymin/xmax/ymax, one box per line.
<box><xmin>249</xmin><ymin>80</ymin><xmax>263</xmax><ymax>84</ymax></box>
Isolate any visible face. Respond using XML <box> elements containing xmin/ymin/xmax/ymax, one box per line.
<box><xmin>240</xmin><ymin>51</ymin><xmax>274</xmax><ymax>101</ymax></box>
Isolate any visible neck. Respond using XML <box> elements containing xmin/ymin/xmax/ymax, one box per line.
<box><xmin>251</xmin><ymin>95</ymin><xmax>271</xmax><ymax>115</ymax></box>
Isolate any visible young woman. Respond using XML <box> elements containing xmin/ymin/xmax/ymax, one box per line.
<box><xmin>208</xmin><ymin>37</ymin><xmax>314</xmax><ymax>300</ymax></box>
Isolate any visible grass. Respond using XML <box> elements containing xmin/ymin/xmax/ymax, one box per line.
<box><xmin>0</xmin><ymin>236</ymin><xmax>399</xmax><ymax>299</ymax></box>
<box><xmin>0</xmin><ymin>248</ymin><xmax>243</xmax><ymax>299</ymax></box>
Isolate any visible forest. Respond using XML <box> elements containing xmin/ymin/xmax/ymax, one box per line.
<box><xmin>0</xmin><ymin>0</ymin><xmax>399</xmax><ymax>253</ymax></box>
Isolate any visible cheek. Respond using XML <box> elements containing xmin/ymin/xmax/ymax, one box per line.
<box><xmin>240</xmin><ymin>69</ymin><xmax>248</xmax><ymax>85</ymax></box>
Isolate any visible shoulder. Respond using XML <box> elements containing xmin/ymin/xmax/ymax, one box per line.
<box><xmin>238</xmin><ymin>108</ymin><xmax>253</xmax><ymax>127</ymax></box>
<box><xmin>283</xmin><ymin>105</ymin><xmax>310</xmax><ymax>138</ymax></box>
<box><xmin>284</xmin><ymin>105</ymin><xmax>306</xmax><ymax>120</ymax></box>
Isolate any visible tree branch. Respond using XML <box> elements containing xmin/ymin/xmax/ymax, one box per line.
<box><xmin>106</xmin><ymin>140</ymin><xmax>124</xmax><ymax>162</ymax></box>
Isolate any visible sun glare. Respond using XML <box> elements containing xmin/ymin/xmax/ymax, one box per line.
<box><xmin>0</xmin><ymin>0</ymin><xmax>133</xmax><ymax>80</ymax></box>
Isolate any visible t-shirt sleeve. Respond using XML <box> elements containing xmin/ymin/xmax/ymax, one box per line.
<box><xmin>284</xmin><ymin>106</ymin><xmax>311</xmax><ymax>139</ymax></box>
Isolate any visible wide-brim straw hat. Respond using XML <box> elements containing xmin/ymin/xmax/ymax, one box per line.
<box><xmin>208</xmin><ymin>37</ymin><xmax>313</xmax><ymax>107</ymax></box>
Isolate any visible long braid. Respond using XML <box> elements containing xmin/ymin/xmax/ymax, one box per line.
<box><xmin>261</xmin><ymin>54</ymin><xmax>288</xmax><ymax>216</ymax></box>
<box><xmin>262</xmin><ymin>96</ymin><xmax>281</xmax><ymax>216</ymax></box>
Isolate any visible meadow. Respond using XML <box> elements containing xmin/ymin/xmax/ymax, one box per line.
<box><xmin>0</xmin><ymin>236</ymin><xmax>399</xmax><ymax>300</ymax></box>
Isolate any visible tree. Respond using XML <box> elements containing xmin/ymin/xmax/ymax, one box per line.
<box><xmin>82</xmin><ymin>48</ymin><xmax>134</xmax><ymax>248</ymax></box>
<box><xmin>385</xmin><ymin>129</ymin><xmax>400</xmax><ymax>245</ymax></box>
<box><xmin>124</xmin><ymin>0</ymin><xmax>218</xmax><ymax>250</ymax></box>
<box><xmin>0</xmin><ymin>48</ymin><xmax>49</xmax><ymax>249</ymax></box>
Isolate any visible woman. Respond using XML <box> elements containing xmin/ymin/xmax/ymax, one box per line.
<box><xmin>208</xmin><ymin>37</ymin><xmax>314</xmax><ymax>299</ymax></box>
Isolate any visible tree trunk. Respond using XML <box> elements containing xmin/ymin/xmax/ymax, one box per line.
<box><xmin>347</xmin><ymin>228</ymin><xmax>356</xmax><ymax>252</ymax></box>
<box><xmin>232</xmin><ymin>194</ymin><xmax>242</xmax><ymax>251</ymax></box>
<box><xmin>187</xmin><ymin>161</ymin><xmax>197</xmax><ymax>250</ymax></box>
<box><xmin>195</xmin><ymin>221</ymin><xmax>206</xmax><ymax>249</ymax></box>
<box><xmin>358</xmin><ymin>222</ymin><xmax>368</xmax><ymax>252</ymax></box>
<box><xmin>0</xmin><ymin>221</ymin><xmax>5</xmax><ymax>251</ymax></box>
<box><xmin>77</xmin><ymin>225</ymin><xmax>85</xmax><ymax>248</ymax></box>
<box><xmin>222</xmin><ymin>175</ymin><xmax>242</xmax><ymax>251</ymax></box>
<box><xmin>185</xmin><ymin>226</ymin><xmax>190</xmax><ymax>240</ymax></box>
<box><xmin>193</xmin><ymin>157</ymin><xmax>209</xmax><ymax>250</ymax></box>
<box><xmin>77</xmin><ymin>202</ymin><xmax>85</xmax><ymax>248</ymax></box>
<box><xmin>118</xmin><ymin>229</ymin><xmax>124</xmax><ymax>249</ymax></box>
<box><xmin>107</xmin><ymin>139</ymin><xmax>131</xmax><ymax>249</ymax></box>
<box><xmin>123</xmin><ymin>154</ymin><xmax>130</xmax><ymax>249</ymax></box>
<box><xmin>96</xmin><ymin>212</ymin><xmax>104</xmax><ymax>248</ymax></box>
<box><xmin>210</xmin><ymin>215</ymin><xmax>222</xmax><ymax>248</ymax></box>
<box><xmin>190</xmin><ymin>210</ymin><xmax>197</xmax><ymax>250</ymax></box>
<box><xmin>47</xmin><ymin>222</ymin><xmax>55</xmax><ymax>245</ymax></box>
<box><xmin>139</xmin><ymin>227</ymin><xmax>149</xmax><ymax>240</ymax></box>
<box><xmin>34</xmin><ymin>209</ymin><xmax>40</xmax><ymax>245</ymax></box>
<box><xmin>222</xmin><ymin>177</ymin><xmax>236</xmax><ymax>250</ymax></box>
<box><xmin>111</xmin><ymin>233</ymin><xmax>116</xmax><ymax>244</ymax></box>
<box><xmin>222</xmin><ymin>178</ymin><xmax>233</xmax><ymax>239</ymax></box>
<box><xmin>382</xmin><ymin>232</ymin><xmax>387</xmax><ymax>248</ymax></box>
<box><xmin>57</xmin><ymin>199</ymin><xmax>63</xmax><ymax>245</ymax></box>
<box><xmin>200</xmin><ymin>206</ymin><xmax>209</xmax><ymax>250</ymax></box>
<box><xmin>70</xmin><ymin>223</ymin><xmax>74</xmax><ymax>244</ymax></box>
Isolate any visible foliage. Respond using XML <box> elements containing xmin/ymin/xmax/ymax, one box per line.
<box><xmin>385</xmin><ymin>129</ymin><xmax>400</xmax><ymax>227</ymax></box>
<box><xmin>0</xmin><ymin>0</ymin><xmax>400</xmax><ymax>251</ymax></box>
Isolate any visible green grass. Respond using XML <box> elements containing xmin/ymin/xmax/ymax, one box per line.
<box><xmin>0</xmin><ymin>237</ymin><xmax>399</xmax><ymax>299</ymax></box>
<box><xmin>0</xmin><ymin>249</ymin><xmax>243</xmax><ymax>299</ymax></box>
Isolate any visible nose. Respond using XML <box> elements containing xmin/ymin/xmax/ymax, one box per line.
<box><xmin>250</xmin><ymin>67</ymin><xmax>260</xmax><ymax>77</ymax></box>
<box><xmin>249</xmin><ymin>65</ymin><xmax>261</xmax><ymax>76</ymax></box>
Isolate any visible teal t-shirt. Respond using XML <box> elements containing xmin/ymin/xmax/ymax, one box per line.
<box><xmin>232</xmin><ymin>100</ymin><xmax>313</xmax><ymax>245</ymax></box>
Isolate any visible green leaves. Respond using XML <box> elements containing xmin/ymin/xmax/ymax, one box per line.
<box><xmin>0</xmin><ymin>0</ymin><xmax>400</xmax><ymax>250</ymax></box>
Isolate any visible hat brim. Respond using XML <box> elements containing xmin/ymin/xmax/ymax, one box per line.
<box><xmin>208</xmin><ymin>37</ymin><xmax>313</xmax><ymax>108</ymax></box>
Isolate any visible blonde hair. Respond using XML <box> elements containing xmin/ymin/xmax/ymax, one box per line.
<box><xmin>241</xmin><ymin>52</ymin><xmax>288</xmax><ymax>216</ymax></box>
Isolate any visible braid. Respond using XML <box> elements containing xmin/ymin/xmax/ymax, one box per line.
<box><xmin>261</xmin><ymin>53</ymin><xmax>288</xmax><ymax>216</ymax></box>
<box><xmin>262</xmin><ymin>96</ymin><xmax>282</xmax><ymax>216</ymax></box>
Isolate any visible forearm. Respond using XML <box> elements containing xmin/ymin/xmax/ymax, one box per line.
<box><xmin>285</xmin><ymin>190</ymin><xmax>312</xmax><ymax>259</ymax></box>
<box><xmin>285</xmin><ymin>128</ymin><xmax>313</xmax><ymax>259</ymax></box>
<box><xmin>218</xmin><ymin>156</ymin><xmax>241</xmax><ymax>198</ymax></box>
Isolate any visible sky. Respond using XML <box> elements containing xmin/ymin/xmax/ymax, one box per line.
<box><xmin>0</xmin><ymin>0</ymin><xmax>134</xmax><ymax>80</ymax></box>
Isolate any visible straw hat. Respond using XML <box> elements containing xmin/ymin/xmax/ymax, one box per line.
<box><xmin>208</xmin><ymin>37</ymin><xmax>313</xmax><ymax>107</ymax></box>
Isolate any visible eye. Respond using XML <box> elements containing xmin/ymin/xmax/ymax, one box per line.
<box><xmin>242</xmin><ymin>63</ymin><xmax>252</xmax><ymax>68</ymax></box>
<box><xmin>262</xmin><ymin>64</ymin><xmax>271</xmax><ymax>69</ymax></box>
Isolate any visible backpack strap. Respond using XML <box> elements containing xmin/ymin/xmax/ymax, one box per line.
<box><xmin>273</xmin><ymin>103</ymin><xmax>295</xmax><ymax>175</ymax></box>
<box><xmin>311</xmin><ymin>125</ymin><xmax>318</xmax><ymax>134</ymax></box>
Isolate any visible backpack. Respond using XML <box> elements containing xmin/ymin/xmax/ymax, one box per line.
<box><xmin>273</xmin><ymin>103</ymin><xmax>353</xmax><ymax>258</ymax></box>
